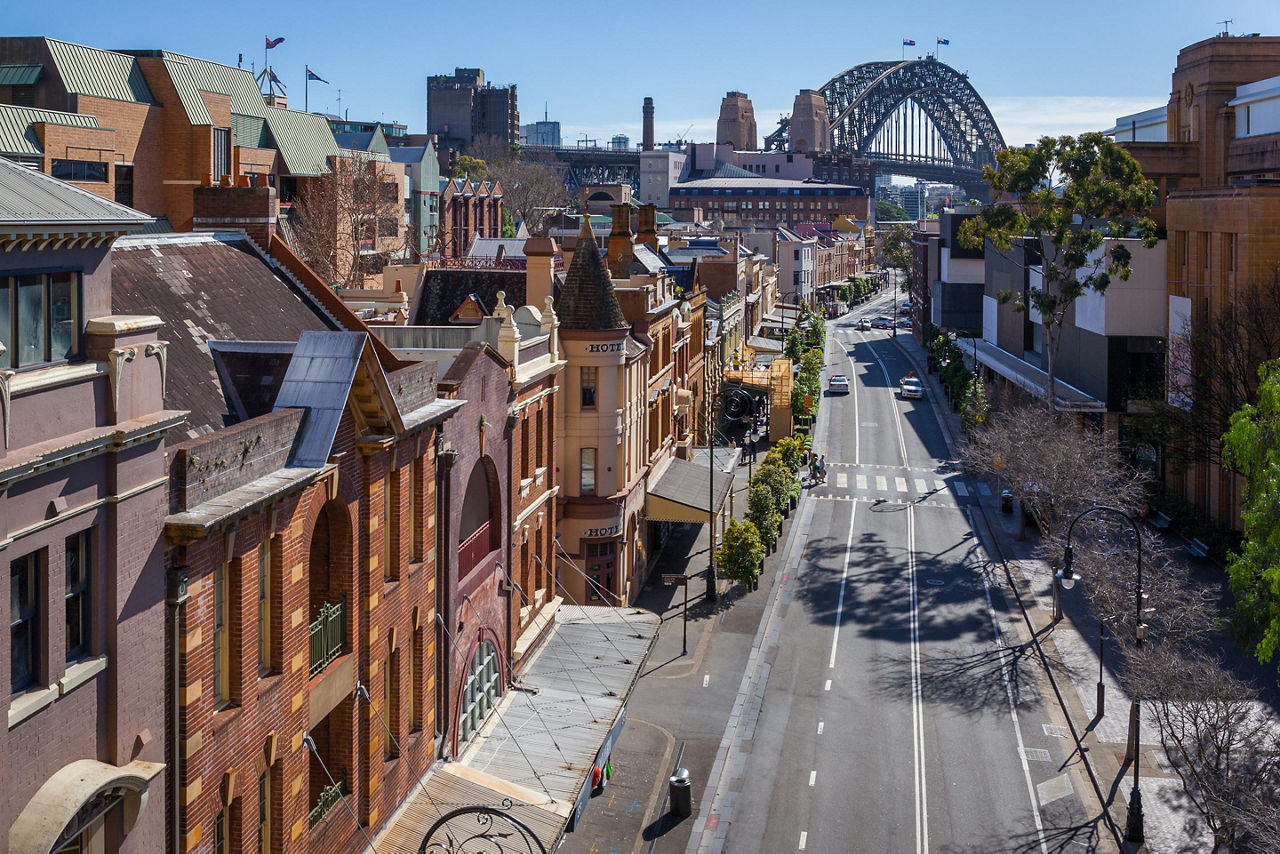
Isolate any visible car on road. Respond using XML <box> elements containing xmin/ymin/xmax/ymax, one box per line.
<box><xmin>828</xmin><ymin>374</ymin><xmax>851</xmax><ymax>395</ymax></box>
<box><xmin>854</xmin><ymin>318</ymin><xmax>870</xmax><ymax>331</ymax></box>
<box><xmin>897</xmin><ymin>317</ymin><xmax>913</xmax><ymax>329</ymax></box>
<box><xmin>870</xmin><ymin>316</ymin><xmax>893</xmax><ymax>329</ymax></box>
<box><xmin>898</xmin><ymin>377</ymin><xmax>924</xmax><ymax>399</ymax></box>
<box><xmin>900</xmin><ymin>301</ymin><xmax>912</xmax><ymax>312</ymax></box>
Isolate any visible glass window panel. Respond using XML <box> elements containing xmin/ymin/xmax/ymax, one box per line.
<box><xmin>16</xmin><ymin>274</ymin><xmax>46</xmax><ymax>366</ymax></box>
<box><xmin>49</xmin><ymin>272</ymin><xmax>76</xmax><ymax>360</ymax></box>
<box><xmin>11</xmin><ymin>552</ymin><xmax>40</xmax><ymax>693</ymax></box>
<box><xmin>0</xmin><ymin>277</ymin><xmax>11</xmax><ymax>368</ymax></box>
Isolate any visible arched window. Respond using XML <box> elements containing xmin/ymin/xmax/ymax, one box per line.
<box><xmin>458</xmin><ymin>641</ymin><xmax>501</xmax><ymax>744</ymax></box>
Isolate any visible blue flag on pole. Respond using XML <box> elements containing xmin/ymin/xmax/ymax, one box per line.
<box><xmin>903</xmin><ymin>39</ymin><xmax>915</xmax><ymax>46</ymax></box>
<box><xmin>307</xmin><ymin>68</ymin><xmax>329</xmax><ymax>84</ymax></box>
<box><xmin>267</xmin><ymin>69</ymin><xmax>285</xmax><ymax>89</ymax></box>
<box><xmin>937</xmin><ymin>37</ymin><xmax>949</xmax><ymax>45</ymax></box>
<box><xmin>266</xmin><ymin>36</ymin><xmax>284</xmax><ymax>49</ymax></box>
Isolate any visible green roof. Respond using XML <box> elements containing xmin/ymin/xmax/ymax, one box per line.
<box><xmin>160</xmin><ymin>51</ymin><xmax>267</xmax><ymax>118</ymax></box>
<box><xmin>263</xmin><ymin>107</ymin><xmax>339</xmax><ymax>177</ymax></box>
<box><xmin>231</xmin><ymin>113</ymin><xmax>268</xmax><ymax>148</ymax></box>
<box><xmin>160</xmin><ymin>56</ymin><xmax>214</xmax><ymax>126</ymax></box>
<box><xmin>45</xmin><ymin>39</ymin><xmax>154</xmax><ymax>104</ymax></box>
<box><xmin>0</xmin><ymin>65</ymin><xmax>42</xmax><ymax>86</ymax></box>
<box><xmin>0</xmin><ymin>104</ymin><xmax>100</xmax><ymax>156</ymax></box>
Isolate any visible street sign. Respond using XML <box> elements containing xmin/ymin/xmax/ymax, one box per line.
<box><xmin>803</xmin><ymin>394</ymin><xmax>814</xmax><ymax>411</ymax></box>
<box><xmin>662</xmin><ymin>574</ymin><xmax>688</xmax><ymax>586</ymax></box>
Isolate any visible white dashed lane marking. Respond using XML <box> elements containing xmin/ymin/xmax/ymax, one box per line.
<box><xmin>954</xmin><ymin>481</ymin><xmax>969</xmax><ymax>497</ymax></box>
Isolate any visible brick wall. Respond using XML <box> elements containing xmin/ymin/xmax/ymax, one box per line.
<box><xmin>169</xmin><ymin>409</ymin><xmax>303</xmax><ymax>512</ymax></box>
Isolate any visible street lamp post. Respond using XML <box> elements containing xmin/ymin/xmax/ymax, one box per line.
<box><xmin>1058</xmin><ymin>506</ymin><xmax>1146</xmax><ymax>846</ymax></box>
<box><xmin>704</xmin><ymin>386</ymin><xmax>758</xmax><ymax>603</ymax></box>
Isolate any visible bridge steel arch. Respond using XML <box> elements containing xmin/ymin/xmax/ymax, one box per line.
<box><xmin>815</xmin><ymin>57</ymin><xmax>1007</xmax><ymax>194</ymax></box>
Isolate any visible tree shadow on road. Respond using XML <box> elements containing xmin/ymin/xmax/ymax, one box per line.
<box><xmin>932</xmin><ymin>815</ymin><xmax>1107</xmax><ymax>853</ymax></box>
<box><xmin>869</xmin><ymin>634</ymin><xmax>1045</xmax><ymax>718</ymax></box>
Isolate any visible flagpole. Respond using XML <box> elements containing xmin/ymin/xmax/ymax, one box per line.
<box><xmin>305</xmin><ymin>66</ymin><xmax>309</xmax><ymax>113</ymax></box>
<box><xmin>263</xmin><ymin>37</ymin><xmax>268</xmax><ymax>84</ymax></box>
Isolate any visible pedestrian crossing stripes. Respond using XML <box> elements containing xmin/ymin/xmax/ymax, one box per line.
<box><xmin>915</xmin><ymin>478</ymin><xmax>928</xmax><ymax>493</ymax></box>
<box><xmin>836</xmin><ymin>472</ymin><xmax>848</xmax><ymax>488</ymax></box>
<box><xmin>895</xmin><ymin>476</ymin><xmax>908</xmax><ymax>492</ymax></box>
<box><xmin>876</xmin><ymin>475</ymin><xmax>888</xmax><ymax>491</ymax></box>
<box><xmin>856</xmin><ymin>474</ymin><xmax>867</xmax><ymax>490</ymax></box>
<box><xmin>812</xmin><ymin>494</ymin><xmax>954</xmax><ymax>510</ymax></box>
<box><xmin>805</xmin><ymin>475</ymin><xmax>991</xmax><ymax>508</ymax></box>
<box><xmin>977</xmin><ymin>482</ymin><xmax>992</xmax><ymax>496</ymax></box>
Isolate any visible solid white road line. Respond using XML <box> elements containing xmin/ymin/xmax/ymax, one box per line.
<box><xmin>868</xmin><ymin>341</ymin><xmax>911</xmax><ymax>466</ymax></box>
<box><xmin>703</xmin><ymin>674</ymin><xmax>710</xmax><ymax>687</ymax></box>
<box><xmin>828</xmin><ymin>503</ymin><xmax>857</xmax><ymax>670</ymax></box>
<box><xmin>968</xmin><ymin>507</ymin><xmax>1050</xmax><ymax>853</ymax></box>
<box><xmin>908</xmin><ymin>505</ymin><xmax>929</xmax><ymax>854</ymax></box>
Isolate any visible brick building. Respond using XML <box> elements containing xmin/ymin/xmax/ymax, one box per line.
<box><xmin>1</xmin><ymin>160</ymin><xmax>179</xmax><ymax>853</ymax></box>
<box><xmin>1116</xmin><ymin>34</ymin><xmax>1280</xmax><ymax>527</ymax></box>
<box><xmin>670</xmin><ymin>176</ymin><xmax>870</xmax><ymax>231</ymax></box>
<box><xmin>436</xmin><ymin>176</ymin><xmax>503</xmax><ymax>258</ymax></box>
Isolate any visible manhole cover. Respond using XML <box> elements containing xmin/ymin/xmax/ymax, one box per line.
<box><xmin>925</xmin><ymin>578</ymin><xmax>945</xmax><ymax>586</ymax></box>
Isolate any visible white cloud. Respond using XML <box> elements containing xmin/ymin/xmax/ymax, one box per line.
<box><xmin>985</xmin><ymin>95</ymin><xmax>1167</xmax><ymax>147</ymax></box>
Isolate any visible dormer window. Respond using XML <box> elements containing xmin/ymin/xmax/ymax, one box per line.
<box><xmin>0</xmin><ymin>271</ymin><xmax>81</xmax><ymax>369</ymax></box>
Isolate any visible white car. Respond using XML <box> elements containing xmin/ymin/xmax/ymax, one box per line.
<box><xmin>899</xmin><ymin>377</ymin><xmax>924</xmax><ymax>399</ymax></box>
<box><xmin>829</xmin><ymin>374</ymin><xmax>851</xmax><ymax>395</ymax></box>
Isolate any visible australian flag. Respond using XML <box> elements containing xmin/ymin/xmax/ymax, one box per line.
<box><xmin>267</xmin><ymin>69</ymin><xmax>285</xmax><ymax>89</ymax></box>
<box><xmin>903</xmin><ymin>38</ymin><xmax>916</xmax><ymax>46</ymax></box>
<box><xmin>307</xmin><ymin>68</ymin><xmax>328</xmax><ymax>84</ymax></box>
<box><xmin>937</xmin><ymin>37</ymin><xmax>950</xmax><ymax>45</ymax></box>
<box><xmin>265</xmin><ymin>36</ymin><xmax>285</xmax><ymax>49</ymax></box>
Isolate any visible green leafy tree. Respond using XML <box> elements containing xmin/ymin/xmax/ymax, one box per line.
<box><xmin>1223</xmin><ymin>361</ymin><xmax>1280</xmax><ymax>673</ymax></box>
<box><xmin>876</xmin><ymin>200</ymin><xmax>908</xmax><ymax>222</ymax></box>
<box><xmin>960</xmin><ymin>371</ymin><xmax>989</xmax><ymax>434</ymax></box>
<box><xmin>754</xmin><ymin>460</ymin><xmax>794</xmax><ymax>513</ymax></box>
<box><xmin>746</xmin><ymin>484</ymin><xmax>782</xmax><ymax>544</ymax></box>
<box><xmin>501</xmin><ymin>208</ymin><xmax>516</xmax><ymax>238</ymax></box>
<box><xmin>716</xmin><ymin>519</ymin><xmax>766</xmax><ymax>586</ymax></box>
<box><xmin>958</xmin><ymin>133</ymin><xmax>1157</xmax><ymax>409</ymax></box>
<box><xmin>447</xmin><ymin>154</ymin><xmax>488</xmax><ymax>180</ymax></box>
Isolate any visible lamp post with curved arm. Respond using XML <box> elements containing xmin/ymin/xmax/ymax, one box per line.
<box><xmin>1057</xmin><ymin>505</ymin><xmax>1146</xmax><ymax>846</ymax></box>
<box><xmin>704</xmin><ymin>385</ymin><xmax>760</xmax><ymax>602</ymax></box>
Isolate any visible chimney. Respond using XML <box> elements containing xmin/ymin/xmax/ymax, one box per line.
<box><xmin>637</xmin><ymin>204</ymin><xmax>658</xmax><ymax>250</ymax></box>
<box><xmin>192</xmin><ymin>184</ymin><xmax>278</xmax><ymax>250</ymax></box>
<box><xmin>642</xmin><ymin>97</ymin><xmax>655</xmax><ymax>152</ymax></box>
<box><xmin>607</xmin><ymin>203</ymin><xmax>633</xmax><ymax>277</ymax></box>
<box><xmin>522</xmin><ymin>236</ymin><xmax>559</xmax><ymax>308</ymax></box>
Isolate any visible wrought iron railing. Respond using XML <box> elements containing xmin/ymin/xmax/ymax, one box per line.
<box><xmin>308</xmin><ymin>776</ymin><xmax>345</xmax><ymax>829</ymax></box>
<box><xmin>308</xmin><ymin>597</ymin><xmax>346</xmax><ymax>678</ymax></box>
<box><xmin>458</xmin><ymin>522</ymin><xmax>492</xmax><ymax>576</ymax></box>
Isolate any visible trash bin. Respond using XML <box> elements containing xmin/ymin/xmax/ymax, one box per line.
<box><xmin>1000</xmin><ymin>490</ymin><xmax>1014</xmax><ymax>514</ymax></box>
<box><xmin>668</xmin><ymin>767</ymin><xmax>692</xmax><ymax>817</ymax></box>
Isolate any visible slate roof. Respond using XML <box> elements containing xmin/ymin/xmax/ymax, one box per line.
<box><xmin>0</xmin><ymin>156</ymin><xmax>152</xmax><ymax>228</ymax></box>
<box><xmin>408</xmin><ymin>269</ymin><xmax>526</xmax><ymax>326</ymax></box>
<box><xmin>466</xmin><ymin>237</ymin><xmax>526</xmax><ymax>260</ymax></box>
<box><xmin>556</xmin><ymin>216</ymin><xmax>627</xmax><ymax>330</ymax></box>
<box><xmin>111</xmin><ymin>232</ymin><xmax>338</xmax><ymax>437</ymax></box>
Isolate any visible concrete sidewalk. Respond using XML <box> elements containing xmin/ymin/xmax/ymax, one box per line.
<box><xmin>890</xmin><ymin>331</ymin><xmax>1227</xmax><ymax>853</ymax></box>
<box><xmin>559</xmin><ymin>442</ymin><xmax>807</xmax><ymax>854</ymax></box>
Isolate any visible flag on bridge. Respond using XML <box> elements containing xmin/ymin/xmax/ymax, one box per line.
<box><xmin>903</xmin><ymin>38</ymin><xmax>916</xmax><ymax>46</ymax></box>
<box><xmin>937</xmin><ymin>37</ymin><xmax>950</xmax><ymax>45</ymax></box>
<box><xmin>265</xmin><ymin>36</ymin><xmax>285</xmax><ymax>49</ymax></box>
<box><xmin>307</xmin><ymin>67</ymin><xmax>328</xmax><ymax>83</ymax></box>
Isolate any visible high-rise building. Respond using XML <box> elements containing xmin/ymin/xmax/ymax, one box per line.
<box><xmin>717</xmin><ymin>91</ymin><xmax>757</xmax><ymax>150</ymax></box>
<box><xmin>427</xmin><ymin>67</ymin><xmax>519</xmax><ymax>150</ymax></box>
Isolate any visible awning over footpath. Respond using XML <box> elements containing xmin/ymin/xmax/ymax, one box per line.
<box><xmin>372</xmin><ymin>606</ymin><xmax>659</xmax><ymax>852</ymax></box>
<box><xmin>974</xmin><ymin>339</ymin><xmax>1104</xmax><ymax>412</ymax></box>
<box><xmin>645</xmin><ymin>455</ymin><xmax>735</xmax><ymax>523</ymax></box>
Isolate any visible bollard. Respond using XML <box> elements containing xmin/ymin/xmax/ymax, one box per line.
<box><xmin>668</xmin><ymin>767</ymin><xmax>692</xmax><ymax>817</ymax></box>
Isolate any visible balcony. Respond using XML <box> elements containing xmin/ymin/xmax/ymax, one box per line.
<box><xmin>459</xmin><ymin>521</ymin><xmax>493</xmax><ymax>576</ymax></box>
<box><xmin>309</xmin><ymin>598</ymin><xmax>346</xmax><ymax>678</ymax></box>
<box><xmin>309</xmin><ymin>776</ymin><xmax>345</xmax><ymax>829</ymax></box>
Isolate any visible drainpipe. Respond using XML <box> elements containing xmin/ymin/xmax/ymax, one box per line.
<box><xmin>505</xmin><ymin>412</ymin><xmax>516</xmax><ymax>684</ymax></box>
<box><xmin>165</xmin><ymin>563</ymin><xmax>190</xmax><ymax>854</ymax></box>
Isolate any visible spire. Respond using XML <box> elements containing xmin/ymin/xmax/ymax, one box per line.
<box><xmin>558</xmin><ymin>214</ymin><xmax>628</xmax><ymax>330</ymax></box>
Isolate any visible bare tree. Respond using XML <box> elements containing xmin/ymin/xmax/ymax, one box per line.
<box><xmin>1159</xmin><ymin>266</ymin><xmax>1280</xmax><ymax>474</ymax></box>
<box><xmin>1129</xmin><ymin>646</ymin><xmax>1280</xmax><ymax>853</ymax></box>
<box><xmin>290</xmin><ymin>150</ymin><xmax>407</xmax><ymax>289</ymax></box>
<box><xmin>466</xmin><ymin>133</ymin><xmax>516</xmax><ymax>166</ymax></box>
<box><xmin>959</xmin><ymin>400</ymin><xmax>1148</xmax><ymax>545</ymax></box>
<box><xmin>490</xmin><ymin>157</ymin><xmax>568</xmax><ymax>236</ymax></box>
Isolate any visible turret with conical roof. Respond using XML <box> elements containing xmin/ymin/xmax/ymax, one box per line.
<box><xmin>557</xmin><ymin>215</ymin><xmax>629</xmax><ymax>330</ymax></box>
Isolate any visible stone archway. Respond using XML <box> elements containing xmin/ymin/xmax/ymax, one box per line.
<box><xmin>458</xmin><ymin>457</ymin><xmax>501</xmax><ymax>577</ymax></box>
<box><xmin>9</xmin><ymin>759</ymin><xmax>164</xmax><ymax>854</ymax></box>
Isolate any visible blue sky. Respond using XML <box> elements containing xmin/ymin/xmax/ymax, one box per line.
<box><xmin>10</xmin><ymin>0</ymin><xmax>1280</xmax><ymax>148</ymax></box>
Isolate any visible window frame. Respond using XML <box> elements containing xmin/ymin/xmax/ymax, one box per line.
<box><xmin>10</xmin><ymin>550</ymin><xmax>42</xmax><ymax>695</ymax></box>
<box><xmin>257</xmin><ymin>538</ymin><xmax>274</xmax><ymax>675</ymax></box>
<box><xmin>213</xmin><ymin>562</ymin><xmax>230</xmax><ymax>709</ymax></box>
<box><xmin>580</xmin><ymin>447</ymin><xmax>597</xmax><ymax>495</ymax></box>
<box><xmin>64</xmin><ymin>530</ymin><xmax>91</xmax><ymax>663</ymax></box>
<box><xmin>0</xmin><ymin>269</ymin><xmax>83</xmax><ymax>371</ymax></box>
<box><xmin>580</xmin><ymin>365</ymin><xmax>598</xmax><ymax>410</ymax></box>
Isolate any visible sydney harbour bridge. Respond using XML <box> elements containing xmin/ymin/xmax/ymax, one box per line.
<box><xmin>546</xmin><ymin>55</ymin><xmax>1005</xmax><ymax>199</ymax></box>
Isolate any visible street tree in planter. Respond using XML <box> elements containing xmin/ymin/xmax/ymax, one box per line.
<box><xmin>755</xmin><ymin>460</ymin><xmax>795</xmax><ymax>514</ymax></box>
<box><xmin>716</xmin><ymin>519</ymin><xmax>767</xmax><ymax>589</ymax></box>
<box><xmin>746</xmin><ymin>484</ymin><xmax>782</xmax><ymax>547</ymax></box>
<box><xmin>958</xmin><ymin>133</ymin><xmax>1157</xmax><ymax>410</ymax></box>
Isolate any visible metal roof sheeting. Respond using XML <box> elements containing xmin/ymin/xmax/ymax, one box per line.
<box><xmin>45</xmin><ymin>39</ymin><xmax>155</xmax><ymax>104</ymax></box>
<box><xmin>263</xmin><ymin>107</ymin><xmax>339</xmax><ymax>176</ymax></box>
<box><xmin>272</xmin><ymin>331</ymin><xmax>368</xmax><ymax>466</ymax></box>
<box><xmin>230</xmin><ymin>113</ymin><xmax>268</xmax><ymax>149</ymax></box>
<box><xmin>459</xmin><ymin>605</ymin><xmax>658</xmax><ymax>840</ymax></box>
<box><xmin>160</xmin><ymin>57</ymin><xmax>214</xmax><ymax>126</ymax></box>
<box><xmin>0</xmin><ymin>104</ymin><xmax>100</xmax><ymax>156</ymax></box>
<box><xmin>159</xmin><ymin>52</ymin><xmax>266</xmax><ymax>117</ymax></box>
<box><xmin>0</xmin><ymin>156</ymin><xmax>151</xmax><ymax>227</ymax></box>
<box><xmin>0</xmin><ymin>65</ymin><xmax>42</xmax><ymax>86</ymax></box>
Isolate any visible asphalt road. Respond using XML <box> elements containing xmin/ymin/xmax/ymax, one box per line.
<box><xmin>710</xmin><ymin>291</ymin><xmax>1092</xmax><ymax>853</ymax></box>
